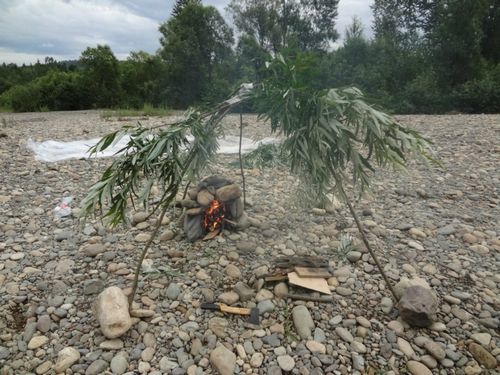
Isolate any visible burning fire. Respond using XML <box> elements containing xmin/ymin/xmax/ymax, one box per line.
<box><xmin>204</xmin><ymin>199</ymin><xmax>225</xmax><ymax>232</ymax></box>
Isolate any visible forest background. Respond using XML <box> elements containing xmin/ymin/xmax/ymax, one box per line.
<box><xmin>0</xmin><ymin>0</ymin><xmax>499</xmax><ymax>114</ymax></box>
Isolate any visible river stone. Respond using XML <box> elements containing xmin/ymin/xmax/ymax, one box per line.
<box><xmin>210</xmin><ymin>345</ymin><xmax>236</xmax><ymax>375</ymax></box>
<box><xmin>424</xmin><ymin>341</ymin><xmax>445</xmax><ymax>360</ymax></box>
<box><xmin>277</xmin><ymin>355</ymin><xmax>295</xmax><ymax>371</ymax></box>
<box><xmin>218</xmin><ymin>291</ymin><xmax>239</xmax><ymax>305</ymax></box>
<box><xmin>0</xmin><ymin>346</ymin><xmax>10</xmax><ymax>360</ymax></box>
<box><xmin>159</xmin><ymin>229</ymin><xmax>175</xmax><ymax>241</ymax></box>
<box><xmin>394</xmin><ymin>277</ymin><xmax>431</xmax><ymax>299</ymax></box>
<box><xmin>28</xmin><ymin>335</ymin><xmax>49</xmax><ymax>349</ymax></box>
<box><xmin>335</xmin><ymin>327</ymin><xmax>354</xmax><ymax>343</ymax></box>
<box><xmin>208</xmin><ymin>317</ymin><xmax>228</xmax><ymax>338</ymax></box>
<box><xmin>110</xmin><ymin>354</ymin><xmax>128</xmax><ymax>374</ymax></box>
<box><xmin>257</xmin><ymin>300</ymin><xmax>275</xmax><ymax>314</ymax></box>
<box><xmin>80</xmin><ymin>243</ymin><xmax>105</xmax><ymax>257</ymax></box>
<box><xmin>99</xmin><ymin>339</ymin><xmax>124</xmax><ymax>350</ymax></box>
<box><xmin>84</xmin><ymin>279</ymin><xmax>105</xmax><ymax>295</ymax></box>
<box><xmin>274</xmin><ymin>282</ymin><xmax>288</xmax><ymax>298</ymax></box>
<box><xmin>292</xmin><ymin>305</ymin><xmax>315</xmax><ymax>339</ymax></box>
<box><xmin>233</xmin><ymin>282</ymin><xmax>254</xmax><ymax>301</ymax></box>
<box><xmin>471</xmin><ymin>332</ymin><xmax>491</xmax><ymax>347</ymax></box>
<box><xmin>399</xmin><ymin>285</ymin><xmax>438</xmax><ymax>327</ymax></box>
<box><xmin>166</xmin><ymin>283</ymin><xmax>181</xmax><ymax>300</ymax></box>
<box><xmin>94</xmin><ymin>286</ymin><xmax>132</xmax><ymax>339</ymax></box>
<box><xmin>225</xmin><ymin>264</ymin><xmax>241</xmax><ymax>279</ymax></box>
<box><xmin>306</xmin><ymin>340</ymin><xmax>326</xmax><ymax>354</ymax></box>
<box><xmin>215</xmin><ymin>184</ymin><xmax>241</xmax><ymax>202</ymax></box>
<box><xmin>468</xmin><ymin>343</ymin><xmax>497</xmax><ymax>369</ymax></box>
<box><xmin>346</xmin><ymin>251</ymin><xmax>362</xmax><ymax>262</ymax></box>
<box><xmin>197</xmin><ymin>190</ymin><xmax>214</xmax><ymax>206</ymax></box>
<box><xmin>132</xmin><ymin>211</ymin><xmax>149</xmax><ymax>224</ymax></box>
<box><xmin>35</xmin><ymin>361</ymin><xmax>52</xmax><ymax>374</ymax></box>
<box><xmin>407</xmin><ymin>360</ymin><xmax>432</xmax><ymax>375</ymax></box>
<box><xmin>420</xmin><ymin>355</ymin><xmax>437</xmax><ymax>369</ymax></box>
<box><xmin>397</xmin><ymin>338</ymin><xmax>415</xmax><ymax>358</ymax></box>
<box><xmin>184</xmin><ymin>214</ymin><xmax>203</xmax><ymax>242</ymax></box>
<box><xmin>250</xmin><ymin>352</ymin><xmax>264</xmax><ymax>367</ymax></box>
<box><xmin>53</xmin><ymin>347</ymin><xmax>81</xmax><ymax>373</ymax></box>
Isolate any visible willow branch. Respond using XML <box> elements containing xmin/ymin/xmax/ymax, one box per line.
<box><xmin>333</xmin><ymin>172</ymin><xmax>398</xmax><ymax>303</ymax></box>
<box><xmin>239</xmin><ymin>111</ymin><xmax>247</xmax><ymax>208</ymax></box>
<box><xmin>128</xmin><ymin>204</ymin><xmax>169</xmax><ymax>309</ymax></box>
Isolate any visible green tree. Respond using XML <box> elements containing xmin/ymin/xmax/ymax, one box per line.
<box><xmin>83</xmin><ymin>55</ymin><xmax>433</xmax><ymax>307</ymax></box>
<box><xmin>481</xmin><ymin>0</ymin><xmax>500</xmax><ymax>63</ymax></box>
<box><xmin>345</xmin><ymin>16</ymin><xmax>364</xmax><ymax>41</ymax></box>
<box><xmin>1</xmin><ymin>83</ymin><xmax>41</xmax><ymax>112</ymax></box>
<box><xmin>80</xmin><ymin>45</ymin><xmax>121</xmax><ymax>108</ymax></box>
<box><xmin>36</xmin><ymin>70</ymin><xmax>88</xmax><ymax>111</ymax></box>
<box><xmin>159</xmin><ymin>2</ymin><xmax>234</xmax><ymax>108</ymax></box>
<box><xmin>171</xmin><ymin>0</ymin><xmax>201</xmax><ymax>17</ymax></box>
<box><xmin>120</xmin><ymin>51</ymin><xmax>167</xmax><ymax>108</ymax></box>
<box><xmin>228</xmin><ymin>0</ymin><xmax>339</xmax><ymax>53</ymax></box>
<box><xmin>429</xmin><ymin>0</ymin><xmax>489</xmax><ymax>86</ymax></box>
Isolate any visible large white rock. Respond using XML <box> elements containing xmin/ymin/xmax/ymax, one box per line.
<box><xmin>210</xmin><ymin>345</ymin><xmax>236</xmax><ymax>375</ymax></box>
<box><xmin>94</xmin><ymin>287</ymin><xmax>132</xmax><ymax>339</ymax></box>
<box><xmin>394</xmin><ymin>277</ymin><xmax>432</xmax><ymax>300</ymax></box>
<box><xmin>53</xmin><ymin>347</ymin><xmax>81</xmax><ymax>373</ymax></box>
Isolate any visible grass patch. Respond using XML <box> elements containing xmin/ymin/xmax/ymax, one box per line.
<box><xmin>101</xmin><ymin>103</ymin><xmax>170</xmax><ymax>119</ymax></box>
<box><xmin>0</xmin><ymin>105</ymin><xmax>12</xmax><ymax>113</ymax></box>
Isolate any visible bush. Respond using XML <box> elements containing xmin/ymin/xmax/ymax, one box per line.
<box><xmin>1</xmin><ymin>83</ymin><xmax>41</xmax><ymax>112</ymax></box>
<box><xmin>399</xmin><ymin>72</ymin><xmax>449</xmax><ymax>114</ymax></box>
<box><xmin>452</xmin><ymin>64</ymin><xmax>500</xmax><ymax>113</ymax></box>
<box><xmin>36</xmin><ymin>71</ymin><xmax>89</xmax><ymax>110</ymax></box>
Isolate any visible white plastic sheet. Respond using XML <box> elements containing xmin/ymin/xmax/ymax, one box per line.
<box><xmin>27</xmin><ymin>135</ymin><xmax>278</xmax><ymax>163</ymax></box>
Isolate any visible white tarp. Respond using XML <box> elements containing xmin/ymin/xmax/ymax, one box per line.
<box><xmin>27</xmin><ymin>135</ymin><xmax>278</xmax><ymax>163</ymax></box>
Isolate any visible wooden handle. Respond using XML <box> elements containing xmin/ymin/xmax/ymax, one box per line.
<box><xmin>218</xmin><ymin>304</ymin><xmax>251</xmax><ymax>315</ymax></box>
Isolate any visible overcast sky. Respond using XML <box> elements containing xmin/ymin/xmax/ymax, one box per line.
<box><xmin>0</xmin><ymin>0</ymin><xmax>374</xmax><ymax>65</ymax></box>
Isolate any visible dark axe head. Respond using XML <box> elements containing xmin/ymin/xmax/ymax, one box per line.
<box><xmin>201</xmin><ymin>302</ymin><xmax>260</xmax><ymax>325</ymax></box>
<box><xmin>246</xmin><ymin>307</ymin><xmax>260</xmax><ymax>326</ymax></box>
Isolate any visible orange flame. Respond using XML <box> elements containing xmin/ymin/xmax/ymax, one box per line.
<box><xmin>204</xmin><ymin>199</ymin><xmax>225</xmax><ymax>232</ymax></box>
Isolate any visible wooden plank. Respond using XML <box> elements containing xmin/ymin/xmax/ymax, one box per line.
<box><xmin>287</xmin><ymin>272</ymin><xmax>331</xmax><ymax>295</ymax></box>
<box><xmin>294</xmin><ymin>267</ymin><xmax>331</xmax><ymax>278</ymax></box>
<box><xmin>286</xmin><ymin>293</ymin><xmax>334</xmax><ymax>303</ymax></box>
<box><xmin>274</xmin><ymin>256</ymin><xmax>328</xmax><ymax>269</ymax></box>
<box><xmin>264</xmin><ymin>275</ymin><xmax>289</xmax><ymax>282</ymax></box>
<box><xmin>202</xmin><ymin>229</ymin><xmax>220</xmax><ymax>241</ymax></box>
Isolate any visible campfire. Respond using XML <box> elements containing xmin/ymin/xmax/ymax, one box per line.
<box><xmin>182</xmin><ymin>176</ymin><xmax>249</xmax><ymax>241</ymax></box>
<box><xmin>203</xmin><ymin>199</ymin><xmax>226</xmax><ymax>233</ymax></box>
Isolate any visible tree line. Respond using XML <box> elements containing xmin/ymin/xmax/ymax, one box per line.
<box><xmin>1</xmin><ymin>0</ymin><xmax>499</xmax><ymax>114</ymax></box>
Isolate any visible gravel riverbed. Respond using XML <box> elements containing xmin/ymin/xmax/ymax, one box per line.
<box><xmin>0</xmin><ymin>111</ymin><xmax>499</xmax><ymax>375</ymax></box>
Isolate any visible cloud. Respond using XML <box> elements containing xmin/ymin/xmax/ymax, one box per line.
<box><xmin>0</xmin><ymin>0</ymin><xmax>374</xmax><ymax>65</ymax></box>
<box><xmin>337</xmin><ymin>0</ymin><xmax>374</xmax><ymax>41</ymax></box>
<box><xmin>0</xmin><ymin>0</ymin><xmax>163</xmax><ymax>64</ymax></box>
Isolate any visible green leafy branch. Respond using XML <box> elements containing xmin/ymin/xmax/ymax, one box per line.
<box><xmin>82</xmin><ymin>55</ymin><xmax>435</xmax><ymax>305</ymax></box>
<box><xmin>252</xmin><ymin>55</ymin><xmax>435</xmax><ymax>301</ymax></box>
<box><xmin>81</xmin><ymin>87</ymin><xmax>250</xmax><ymax>307</ymax></box>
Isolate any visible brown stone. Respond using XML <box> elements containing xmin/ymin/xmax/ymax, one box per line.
<box><xmin>197</xmin><ymin>190</ymin><xmax>214</xmax><ymax>207</ymax></box>
<box><xmin>468</xmin><ymin>343</ymin><xmax>497</xmax><ymax>369</ymax></box>
<box><xmin>407</xmin><ymin>360</ymin><xmax>432</xmax><ymax>375</ymax></box>
<box><xmin>184</xmin><ymin>214</ymin><xmax>203</xmax><ymax>242</ymax></box>
<box><xmin>94</xmin><ymin>287</ymin><xmax>132</xmax><ymax>339</ymax></box>
<box><xmin>180</xmin><ymin>199</ymin><xmax>199</xmax><ymax>208</ymax></box>
<box><xmin>53</xmin><ymin>347</ymin><xmax>80</xmax><ymax>373</ymax></box>
<box><xmin>187</xmin><ymin>188</ymin><xmax>198</xmax><ymax>200</ymax></box>
<box><xmin>230</xmin><ymin>197</ymin><xmax>244</xmax><ymax>219</ymax></box>
<box><xmin>398</xmin><ymin>286</ymin><xmax>438</xmax><ymax>328</ymax></box>
<box><xmin>210</xmin><ymin>345</ymin><xmax>236</xmax><ymax>375</ymax></box>
<box><xmin>236</xmin><ymin>212</ymin><xmax>251</xmax><ymax>230</ymax></box>
<box><xmin>215</xmin><ymin>184</ymin><xmax>241</xmax><ymax>202</ymax></box>
<box><xmin>185</xmin><ymin>207</ymin><xmax>204</xmax><ymax>216</ymax></box>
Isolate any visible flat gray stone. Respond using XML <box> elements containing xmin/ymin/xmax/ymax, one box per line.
<box><xmin>292</xmin><ymin>305</ymin><xmax>315</xmax><ymax>339</ymax></box>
